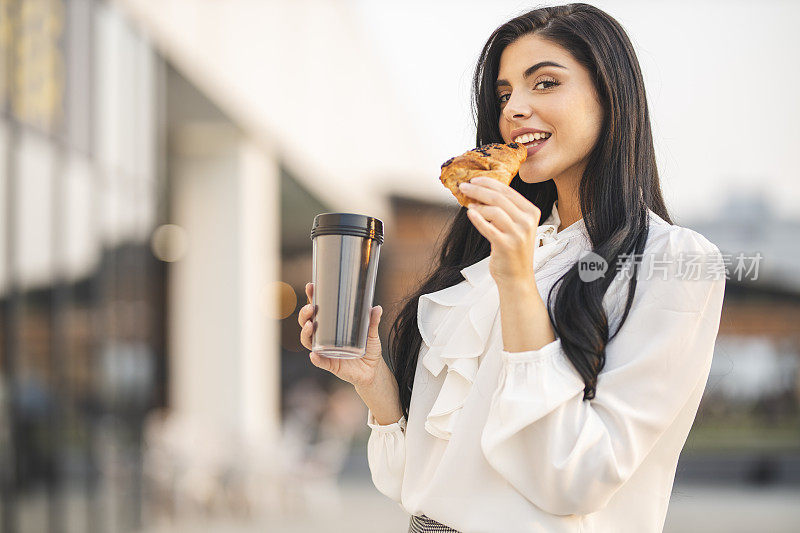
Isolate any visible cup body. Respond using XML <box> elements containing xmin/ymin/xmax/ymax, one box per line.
<box><xmin>310</xmin><ymin>213</ymin><xmax>383</xmax><ymax>359</ymax></box>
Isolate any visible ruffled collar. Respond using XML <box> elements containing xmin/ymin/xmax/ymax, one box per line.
<box><xmin>416</xmin><ymin>200</ymin><xmax>586</xmax><ymax>441</ymax></box>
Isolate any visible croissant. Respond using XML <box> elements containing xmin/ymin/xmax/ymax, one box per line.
<box><xmin>439</xmin><ymin>142</ymin><xmax>528</xmax><ymax>207</ymax></box>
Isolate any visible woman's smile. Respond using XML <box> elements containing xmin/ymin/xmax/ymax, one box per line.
<box><xmin>521</xmin><ymin>134</ymin><xmax>551</xmax><ymax>156</ymax></box>
<box><xmin>510</xmin><ymin>128</ymin><xmax>554</xmax><ymax>157</ymax></box>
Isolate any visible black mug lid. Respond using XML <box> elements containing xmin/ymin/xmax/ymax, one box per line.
<box><xmin>311</xmin><ymin>213</ymin><xmax>384</xmax><ymax>244</ymax></box>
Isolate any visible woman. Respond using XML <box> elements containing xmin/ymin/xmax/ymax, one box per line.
<box><xmin>299</xmin><ymin>4</ymin><xmax>726</xmax><ymax>532</ymax></box>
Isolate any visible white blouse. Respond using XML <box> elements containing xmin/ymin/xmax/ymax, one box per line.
<box><xmin>366</xmin><ymin>201</ymin><xmax>726</xmax><ymax>533</ymax></box>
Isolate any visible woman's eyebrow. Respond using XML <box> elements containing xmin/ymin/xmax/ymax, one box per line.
<box><xmin>496</xmin><ymin>61</ymin><xmax>567</xmax><ymax>87</ymax></box>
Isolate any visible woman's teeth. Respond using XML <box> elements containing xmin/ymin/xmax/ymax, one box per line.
<box><xmin>513</xmin><ymin>132</ymin><xmax>551</xmax><ymax>144</ymax></box>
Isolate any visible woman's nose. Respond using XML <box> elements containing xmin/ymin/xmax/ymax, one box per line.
<box><xmin>502</xmin><ymin>94</ymin><xmax>532</xmax><ymax>120</ymax></box>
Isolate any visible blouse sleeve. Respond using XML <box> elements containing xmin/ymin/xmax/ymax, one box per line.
<box><xmin>366</xmin><ymin>408</ymin><xmax>407</xmax><ymax>502</ymax></box>
<box><xmin>480</xmin><ymin>228</ymin><xmax>726</xmax><ymax>516</ymax></box>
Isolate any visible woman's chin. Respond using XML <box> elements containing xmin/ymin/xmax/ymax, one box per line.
<box><xmin>517</xmin><ymin>165</ymin><xmax>553</xmax><ymax>184</ymax></box>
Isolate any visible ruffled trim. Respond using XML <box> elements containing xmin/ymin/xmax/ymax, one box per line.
<box><xmin>418</xmin><ymin>268</ymin><xmax>499</xmax><ymax>440</ymax></box>
<box><xmin>416</xmin><ymin>204</ymin><xmax>578</xmax><ymax>441</ymax></box>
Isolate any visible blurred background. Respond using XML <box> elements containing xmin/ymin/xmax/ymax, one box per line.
<box><xmin>0</xmin><ymin>0</ymin><xmax>798</xmax><ymax>532</ymax></box>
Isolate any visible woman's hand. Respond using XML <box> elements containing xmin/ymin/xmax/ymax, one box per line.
<box><xmin>298</xmin><ymin>282</ymin><xmax>387</xmax><ymax>389</ymax></box>
<box><xmin>459</xmin><ymin>176</ymin><xmax>542</xmax><ymax>287</ymax></box>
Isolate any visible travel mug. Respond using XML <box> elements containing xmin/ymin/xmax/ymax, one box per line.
<box><xmin>310</xmin><ymin>213</ymin><xmax>384</xmax><ymax>359</ymax></box>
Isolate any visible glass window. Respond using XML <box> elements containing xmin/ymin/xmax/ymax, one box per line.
<box><xmin>65</xmin><ymin>0</ymin><xmax>93</xmax><ymax>154</ymax></box>
<box><xmin>63</xmin><ymin>151</ymin><xmax>100</xmax><ymax>282</ymax></box>
<box><xmin>10</xmin><ymin>0</ymin><xmax>64</xmax><ymax>135</ymax></box>
<box><xmin>15</xmin><ymin>130</ymin><xmax>54</xmax><ymax>290</ymax></box>
<box><xmin>93</xmin><ymin>2</ymin><xmax>122</xmax><ymax>171</ymax></box>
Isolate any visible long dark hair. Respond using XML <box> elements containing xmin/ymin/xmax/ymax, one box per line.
<box><xmin>387</xmin><ymin>3</ymin><xmax>672</xmax><ymax>420</ymax></box>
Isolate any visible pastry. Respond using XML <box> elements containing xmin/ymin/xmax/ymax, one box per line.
<box><xmin>439</xmin><ymin>142</ymin><xmax>528</xmax><ymax>207</ymax></box>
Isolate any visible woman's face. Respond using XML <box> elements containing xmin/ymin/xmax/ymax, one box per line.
<box><xmin>496</xmin><ymin>33</ymin><xmax>604</xmax><ymax>184</ymax></box>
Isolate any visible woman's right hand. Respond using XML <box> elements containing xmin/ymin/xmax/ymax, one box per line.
<box><xmin>299</xmin><ymin>282</ymin><xmax>387</xmax><ymax>389</ymax></box>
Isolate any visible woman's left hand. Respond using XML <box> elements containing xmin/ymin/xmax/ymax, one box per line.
<box><xmin>459</xmin><ymin>176</ymin><xmax>542</xmax><ymax>287</ymax></box>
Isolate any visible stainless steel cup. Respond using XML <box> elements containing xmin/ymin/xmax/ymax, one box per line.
<box><xmin>310</xmin><ymin>213</ymin><xmax>384</xmax><ymax>359</ymax></box>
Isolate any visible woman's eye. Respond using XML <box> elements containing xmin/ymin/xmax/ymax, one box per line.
<box><xmin>498</xmin><ymin>79</ymin><xmax>559</xmax><ymax>104</ymax></box>
<box><xmin>534</xmin><ymin>80</ymin><xmax>559</xmax><ymax>90</ymax></box>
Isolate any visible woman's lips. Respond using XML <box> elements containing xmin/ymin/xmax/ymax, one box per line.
<box><xmin>523</xmin><ymin>136</ymin><xmax>550</xmax><ymax>156</ymax></box>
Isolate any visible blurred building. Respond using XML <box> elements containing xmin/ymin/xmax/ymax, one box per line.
<box><xmin>678</xmin><ymin>193</ymin><xmax>800</xmax><ymax>485</ymax></box>
<box><xmin>1</xmin><ymin>0</ymin><xmax>325</xmax><ymax>531</ymax></box>
<box><xmin>1</xmin><ymin>1</ymin><xmax>165</xmax><ymax>531</ymax></box>
<box><xmin>0</xmin><ymin>0</ymin><xmax>432</xmax><ymax>531</ymax></box>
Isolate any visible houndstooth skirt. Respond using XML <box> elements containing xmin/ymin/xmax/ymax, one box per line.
<box><xmin>408</xmin><ymin>514</ymin><xmax>462</xmax><ymax>532</ymax></box>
